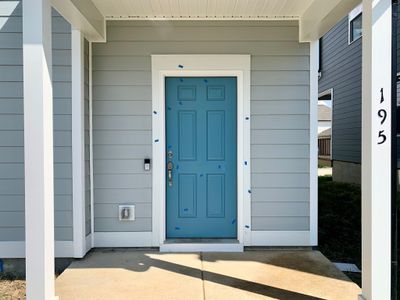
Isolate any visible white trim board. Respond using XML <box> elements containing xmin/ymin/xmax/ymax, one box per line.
<box><xmin>151</xmin><ymin>55</ymin><xmax>251</xmax><ymax>251</ymax></box>
<box><xmin>0</xmin><ymin>241</ymin><xmax>74</xmax><ymax>258</ymax></box>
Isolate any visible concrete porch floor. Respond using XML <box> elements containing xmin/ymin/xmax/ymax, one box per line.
<box><xmin>55</xmin><ymin>249</ymin><xmax>361</xmax><ymax>300</ymax></box>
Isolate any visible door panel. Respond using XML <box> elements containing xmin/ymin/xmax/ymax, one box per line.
<box><xmin>166</xmin><ymin>77</ymin><xmax>237</xmax><ymax>238</ymax></box>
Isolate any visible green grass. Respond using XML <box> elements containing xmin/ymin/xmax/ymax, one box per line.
<box><xmin>318</xmin><ymin>176</ymin><xmax>361</xmax><ymax>285</ymax></box>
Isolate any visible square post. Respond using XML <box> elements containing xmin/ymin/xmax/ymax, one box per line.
<box><xmin>361</xmin><ymin>0</ymin><xmax>392</xmax><ymax>299</ymax></box>
<box><xmin>71</xmin><ymin>29</ymin><xmax>86</xmax><ymax>258</ymax></box>
<box><xmin>309</xmin><ymin>40</ymin><xmax>319</xmax><ymax>246</ymax></box>
<box><xmin>22</xmin><ymin>0</ymin><xmax>56</xmax><ymax>299</ymax></box>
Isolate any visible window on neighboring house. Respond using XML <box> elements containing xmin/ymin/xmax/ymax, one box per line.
<box><xmin>348</xmin><ymin>4</ymin><xmax>363</xmax><ymax>44</ymax></box>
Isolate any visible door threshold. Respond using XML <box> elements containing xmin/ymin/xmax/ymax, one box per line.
<box><xmin>160</xmin><ymin>239</ymin><xmax>243</xmax><ymax>252</ymax></box>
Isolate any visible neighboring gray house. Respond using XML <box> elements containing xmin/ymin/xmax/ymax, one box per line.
<box><xmin>318</xmin><ymin>4</ymin><xmax>363</xmax><ymax>184</ymax></box>
<box><xmin>319</xmin><ymin>3</ymin><xmax>400</xmax><ymax>184</ymax></box>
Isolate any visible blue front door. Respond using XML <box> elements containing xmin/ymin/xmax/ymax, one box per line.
<box><xmin>166</xmin><ymin>77</ymin><xmax>237</xmax><ymax>238</ymax></box>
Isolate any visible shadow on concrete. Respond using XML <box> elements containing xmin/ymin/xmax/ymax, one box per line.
<box><xmin>66</xmin><ymin>249</ymin><xmax>346</xmax><ymax>300</ymax></box>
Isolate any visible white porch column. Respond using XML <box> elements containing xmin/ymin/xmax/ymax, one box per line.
<box><xmin>71</xmin><ymin>29</ymin><xmax>86</xmax><ymax>258</ymax></box>
<box><xmin>309</xmin><ymin>40</ymin><xmax>319</xmax><ymax>246</ymax></box>
<box><xmin>361</xmin><ymin>0</ymin><xmax>392</xmax><ymax>299</ymax></box>
<box><xmin>22</xmin><ymin>0</ymin><xmax>56</xmax><ymax>299</ymax></box>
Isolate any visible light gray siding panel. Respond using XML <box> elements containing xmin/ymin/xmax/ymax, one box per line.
<box><xmin>0</xmin><ymin>228</ymin><xmax>25</xmax><ymax>241</ymax></box>
<box><xmin>94</xmin><ymin>174</ymin><xmax>152</xmax><ymax>189</ymax></box>
<box><xmin>251</xmin><ymin>115</ymin><xmax>309</xmax><ymax>130</ymax></box>
<box><xmin>95</xmin><ymin>189</ymin><xmax>151</xmax><ymax>204</ymax></box>
<box><xmin>251</xmin><ymin>130</ymin><xmax>309</xmax><ymax>145</ymax></box>
<box><xmin>251</xmin><ymin>101</ymin><xmax>309</xmax><ymax>115</ymax></box>
<box><xmin>93</xmin><ymin>101</ymin><xmax>151</xmax><ymax>115</ymax></box>
<box><xmin>252</xmin><ymin>174</ymin><xmax>310</xmax><ymax>188</ymax></box>
<box><xmin>251</xmin><ymin>145</ymin><xmax>309</xmax><ymax>159</ymax></box>
<box><xmin>319</xmin><ymin>17</ymin><xmax>362</xmax><ymax>163</ymax></box>
<box><xmin>94</xmin><ymin>218</ymin><xmax>152</xmax><ymax>232</ymax></box>
<box><xmin>252</xmin><ymin>159</ymin><xmax>309</xmax><ymax>174</ymax></box>
<box><xmin>94</xmin><ymin>145</ymin><xmax>152</xmax><ymax>160</ymax></box>
<box><xmin>252</xmin><ymin>188</ymin><xmax>310</xmax><ymax>202</ymax></box>
<box><xmin>252</xmin><ymin>202</ymin><xmax>310</xmax><ymax>217</ymax></box>
<box><xmin>93</xmin><ymin>116</ymin><xmax>151</xmax><ymax>130</ymax></box>
<box><xmin>93</xmin><ymin>86</ymin><xmax>151</xmax><ymax>101</ymax></box>
<box><xmin>93</xmin><ymin>130</ymin><xmax>151</xmax><ymax>145</ymax></box>
<box><xmin>251</xmin><ymin>86</ymin><xmax>309</xmax><ymax>101</ymax></box>
<box><xmin>0</xmin><ymin>3</ymin><xmax>73</xmax><ymax>241</ymax></box>
<box><xmin>93</xmin><ymin>21</ymin><xmax>310</xmax><ymax>233</ymax></box>
<box><xmin>252</xmin><ymin>217</ymin><xmax>310</xmax><ymax>231</ymax></box>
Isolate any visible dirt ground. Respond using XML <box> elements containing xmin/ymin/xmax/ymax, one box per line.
<box><xmin>0</xmin><ymin>280</ymin><xmax>25</xmax><ymax>300</ymax></box>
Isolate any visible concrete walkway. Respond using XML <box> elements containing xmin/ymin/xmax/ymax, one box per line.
<box><xmin>56</xmin><ymin>249</ymin><xmax>361</xmax><ymax>300</ymax></box>
<box><xmin>318</xmin><ymin>167</ymin><xmax>332</xmax><ymax>177</ymax></box>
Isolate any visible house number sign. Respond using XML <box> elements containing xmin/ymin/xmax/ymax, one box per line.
<box><xmin>378</xmin><ymin>88</ymin><xmax>387</xmax><ymax>145</ymax></box>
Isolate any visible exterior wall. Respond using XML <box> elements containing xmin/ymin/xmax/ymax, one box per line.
<box><xmin>92</xmin><ymin>20</ymin><xmax>311</xmax><ymax>234</ymax></box>
<box><xmin>84</xmin><ymin>39</ymin><xmax>91</xmax><ymax>236</ymax></box>
<box><xmin>318</xmin><ymin>16</ymin><xmax>362</xmax><ymax>164</ymax></box>
<box><xmin>0</xmin><ymin>2</ymin><xmax>73</xmax><ymax>241</ymax></box>
<box><xmin>332</xmin><ymin>160</ymin><xmax>361</xmax><ymax>185</ymax></box>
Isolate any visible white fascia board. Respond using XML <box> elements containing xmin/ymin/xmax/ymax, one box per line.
<box><xmin>299</xmin><ymin>0</ymin><xmax>361</xmax><ymax>42</ymax></box>
<box><xmin>51</xmin><ymin>0</ymin><xmax>106</xmax><ymax>42</ymax></box>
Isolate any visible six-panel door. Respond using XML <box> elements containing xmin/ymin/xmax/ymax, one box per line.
<box><xmin>166</xmin><ymin>77</ymin><xmax>237</xmax><ymax>238</ymax></box>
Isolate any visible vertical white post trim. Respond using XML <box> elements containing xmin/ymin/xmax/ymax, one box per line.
<box><xmin>22</xmin><ymin>0</ymin><xmax>56</xmax><ymax>299</ymax></box>
<box><xmin>309</xmin><ymin>40</ymin><xmax>319</xmax><ymax>246</ymax></box>
<box><xmin>361</xmin><ymin>0</ymin><xmax>392</xmax><ymax>299</ymax></box>
<box><xmin>242</xmin><ymin>68</ymin><xmax>252</xmax><ymax>246</ymax></box>
<box><xmin>89</xmin><ymin>41</ymin><xmax>95</xmax><ymax>247</ymax></box>
<box><xmin>71</xmin><ymin>29</ymin><xmax>86</xmax><ymax>258</ymax></box>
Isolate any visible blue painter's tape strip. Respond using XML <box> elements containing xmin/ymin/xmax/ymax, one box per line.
<box><xmin>178</xmin><ymin>64</ymin><xmax>184</xmax><ymax>68</ymax></box>
<box><xmin>153</xmin><ymin>111</ymin><xmax>157</xmax><ymax>114</ymax></box>
<box><xmin>244</xmin><ymin>161</ymin><xmax>248</xmax><ymax>165</ymax></box>
<box><xmin>245</xmin><ymin>117</ymin><xmax>250</xmax><ymax>120</ymax></box>
<box><xmin>154</xmin><ymin>139</ymin><xmax>159</xmax><ymax>143</ymax></box>
<box><xmin>245</xmin><ymin>225</ymin><xmax>250</xmax><ymax>229</ymax></box>
<box><xmin>248</xmin><ymin>189</ymin><xmax>252</xmax><ymax>194</ymax></box>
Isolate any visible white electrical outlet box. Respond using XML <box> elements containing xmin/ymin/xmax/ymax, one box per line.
<box><xmin>119</xmin><ymin>205</ymin><xmax>135</xmax><ymax>221</ymax></box>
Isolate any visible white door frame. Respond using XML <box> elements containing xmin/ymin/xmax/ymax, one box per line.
<box><xmin>151</xmin><ymin>55</ymin><xmax>251</xmax><ymax>250</ymax></box>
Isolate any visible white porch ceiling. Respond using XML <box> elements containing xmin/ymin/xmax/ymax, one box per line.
<box><xmin>92</xmin><ymin>0</ymin><xmax>314</xmax><ymax>20</ymax></box>
<box><xmin>52</xmin><ymin>0</ymin><xmax>361</xmax><ymax>42</ymax></box>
